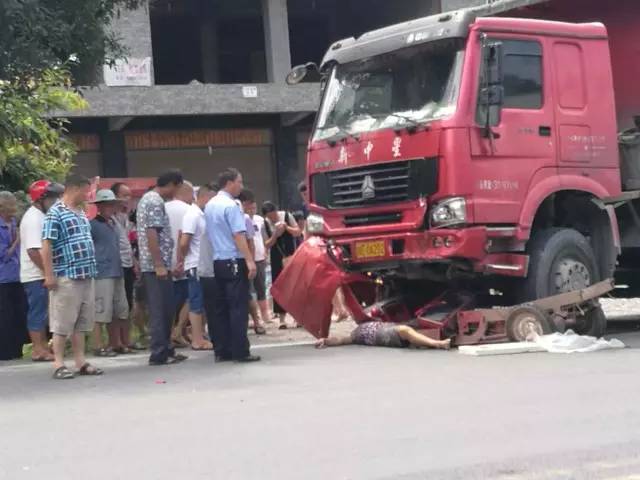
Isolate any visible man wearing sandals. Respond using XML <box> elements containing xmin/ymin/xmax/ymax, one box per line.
<box><xmin>41</xmin><ymin>174</ymin><xmax>103</xmax><ymax>379</ymax></box>
<box><xmin>176</xmin><ymin>183</ymin><xmax>216</xmax><ymax>350</ymax></box>
<box><xmin>90</xmin><ymin>190</ymin><xmax>131</xmax><ymax>357</ymax></box>
<box><xmin>20</xmin><ymin>180</ymin><xmax>64</xmax><ymax>362</ymax></box>
<box><xmin>239</xmin><ymin>190</ymin><xmax>268</xmax><ymax>335</ymax></box>
<box><xmin>236</xmin><ymin>197</ymin><xmax>265</xmax><ymax>335</ymax></box>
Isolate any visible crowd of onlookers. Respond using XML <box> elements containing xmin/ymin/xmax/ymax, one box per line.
<box><xmin>0</xmin><ymin>168</ymin><xmax>349</xmax><ymax>378</ymax></box>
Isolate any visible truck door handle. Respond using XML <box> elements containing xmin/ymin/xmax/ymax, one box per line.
<box><xmin>539</xmin><ymin>126</ymin><xmax>552</xmax><ymax>137</ymax></box>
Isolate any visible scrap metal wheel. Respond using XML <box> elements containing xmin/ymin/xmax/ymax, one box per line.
<box><xmin>574</xmin><ymin>304</ymin><xmax>607</xmax><ymax>338</ymax></box>
<box><xmin>506</xmin><ymin>305</ymin><xmax>553</xmax><ymax>342</ymax></box>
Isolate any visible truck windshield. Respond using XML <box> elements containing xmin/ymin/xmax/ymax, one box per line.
<box><xmin>314</xmin><ymin>39</ymin><xmax>464</xmax><ymax>142</ymax></box>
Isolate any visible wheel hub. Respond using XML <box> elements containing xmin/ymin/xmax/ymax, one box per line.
<box><xmin>513</xmin><ymin>313</ymin><xmax>544</xmax><ymax>340</ymax></box>
<box><xmin>554</xmin><ymin>259</ymin><xmax>591</xmax><ymax>293</ymax></box>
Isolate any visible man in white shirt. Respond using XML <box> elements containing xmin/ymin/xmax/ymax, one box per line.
<box><xmin>239</xmin><ymin>190</ymin><xmax>269</xmax><ymax>333</ymax></box>
<box><xmin>20</xmin><ymin>180</ymin><xmax>63</xmax><ymax>362</ymax></box>
<box><xmin>198</xmin><ymin>198</ymin><xmax>217</xmax><ymax>345</ymax></box>
<box><xmin>177</xmin><ymin>183</ymin><xmax>215</xmax><ymax>350</ymax></box>
<box><xmin>165</xmin><ymin>181</ymin><xmax>193</xmax><ymax>347</ymax></box>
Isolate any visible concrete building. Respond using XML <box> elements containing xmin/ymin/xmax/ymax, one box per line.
<box><xmin>68</xmin><ymin>0</ymin><xmax>441</xmax><ymax>206</ymax></box>
<box><xmin>69</xmin><ymin>0</ymin><xmax>621</xmax><ymax>205</ymax></box>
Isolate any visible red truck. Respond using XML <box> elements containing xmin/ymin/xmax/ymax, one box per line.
<box><xmin>282</xmin><ymin>6</ymin><xmax>640</xmax><ymax>340</ymax></box>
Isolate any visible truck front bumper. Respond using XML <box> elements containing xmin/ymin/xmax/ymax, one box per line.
<box><xmin>332</xmin><ymin>227</ymin><xmax>529</xmax><ymax>277</ymax></box>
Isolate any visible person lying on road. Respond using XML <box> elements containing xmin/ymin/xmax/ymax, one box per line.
<box><xmin>315</xmin><ymin>321</ymin><xmax>452</xmax><ymax>350</ymax></box>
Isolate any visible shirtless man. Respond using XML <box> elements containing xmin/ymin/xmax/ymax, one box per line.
<box><xmin>315</xmin><ymin>321</ymin><xmax>452</xmax><ymax>350</ymax></box>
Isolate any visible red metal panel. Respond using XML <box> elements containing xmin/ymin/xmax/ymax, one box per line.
<box><xmin>271</xmin><ymin>237</ymin><xmax>345</xmax><ymax>339</ymax></box>
<box><xmin>307</xmin><ymin>127</ymin><xmax>441</xmax><ymax>175</ymax></box>
<box><xmin>507</xmin><ymin>0</ymin><xmax>640</xmax><ymax>130</ymax></box>
<box><xmin>474</xmin><ymin>16</ymin><xmax>607</xmax><ymax>39</ymax></box>
<box><xmin>553</xmin><ymin>42</ymin><xmax>586</xmax><ymax>110</ymax></box>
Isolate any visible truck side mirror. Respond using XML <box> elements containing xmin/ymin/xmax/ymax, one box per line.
<box><xmin>479</xmin><ymin>40</ymin><xmax>504</xmax><ymax>143</ymax></box>
<box><xmin>479</xmin><ymin>84</ymin><xmax>504</xmax><ymax>106</ymax></box>
<box><xmin>286</xmin><ymin>62</ymin><xmax>319</xmax><ymax>85</ymax></box>
<box><xmin>486</xmin><ymin>42</ymin><xmax>503</xmax><ymax>86</ymax></box>
<box><xmin>480</xmin><ymin>41</ymin><xmax>504</xmax><ymax>107</ymax></box>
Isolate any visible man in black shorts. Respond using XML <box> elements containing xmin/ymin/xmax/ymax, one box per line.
<box><xmin>315</xmin><ymin>321</ymin><xmax>452</xmax><ymax>350</ymax></box>
<box><xmin>239</xmin><ymin>190</ymin><xmax>269</xmax><ymax>334</ymax></box>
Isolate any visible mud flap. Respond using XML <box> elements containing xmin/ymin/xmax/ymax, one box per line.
<box><xmin>271</xmin><ymin>237</ymin><xmax>346</xmax><ymax>339</ymax></box>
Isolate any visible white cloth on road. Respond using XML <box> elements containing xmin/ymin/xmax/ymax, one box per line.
<box><xmin>459</xmin><ymin>330</ymin><xmax>626</xmax><ymax>356</ymax></box>
<box><xmin>531</xmin><ymin>330</ymin><xmax>625</xmax><ymax>353</ymax></box>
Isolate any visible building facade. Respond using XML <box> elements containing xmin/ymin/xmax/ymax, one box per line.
<box><xmin>67</xmin><ymin>0</ymin><xmax>570</xmax><ymax>206</ymax></box>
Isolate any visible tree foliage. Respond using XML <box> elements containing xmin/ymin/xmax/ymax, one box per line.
<box><xmin>0</xmin><ymin>66</ymin><xmax>88</xmax><ymax>191</ymax></box>
<box><xmin>0</xmin><ymin>0</ymin><xmax>145</xmax><ymax>82</ymax></box>
<box><xmin>0</xmin><ymin>0</ymin><xmax>144</xmax><ymax>191</ymax></box>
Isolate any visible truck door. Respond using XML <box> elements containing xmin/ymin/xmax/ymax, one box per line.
<box><xmin>552</xmin><ymin>42</ymin><xmax>592</xmax><ymax>167</ymax></box>
<box><xmin>551</xmin><ymin>39</ymin><xmax>619</xmax><ymax>175</ymax></box>
<box><xmin>470</xmin><ymin>37</ymin><xmax>556</xmax><ymax>224</ymax></box>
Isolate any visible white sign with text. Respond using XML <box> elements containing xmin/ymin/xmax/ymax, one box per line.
<box><xmin>103</xmin><ymin>57</ymin><xmax>152</xmax><ymax>87</ymax></box>
<box><xmin>242</xmin><ymin>85</ymin><xmax>258</xmax><ymax>98</ymax></box>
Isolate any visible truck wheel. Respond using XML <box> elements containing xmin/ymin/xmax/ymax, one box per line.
<box><xmin>506</xmin><ymin>305</ymin><xmax>553</xmax><ymax>342</ymax></box>
<box><xmin>519</xmin><ymin>227</ymin><xmax>606</xmax><ymax>336</ymax></box>
<box><xmin>575</xmin><ymin>305</ymin><xmax>607</xmax><ymax>338</ymax></box>
<box><xmin>520</xmin><ymin>228</ymin><xmax>599</xmax><ymax>300</ymax></box>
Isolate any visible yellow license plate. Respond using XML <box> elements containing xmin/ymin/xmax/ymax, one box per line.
<box><xmin>355</xmin><ymin>240</ymin><xmax>386</xmax><ymax>260</ymax></box>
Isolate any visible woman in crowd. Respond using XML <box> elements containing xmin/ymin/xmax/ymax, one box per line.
<box><xmin>262</xmin><ymin>201</ymin><xmax>301</xmax><ymax>329</ymax></box>
<box><xmin>0</xmin><ymin>191</ymin><xmax>28</xmax><ymax>360</ymax></box>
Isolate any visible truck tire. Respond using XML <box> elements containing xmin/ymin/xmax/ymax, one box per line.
<box><xmin>520</xmin><ymin>228</ymin><xmax>598</xmax><ymax>299</ymax></box>
<box><xmin>518</xmin><ymin>227</ymin><xmax>606</xmax><ymax>336</ymax></box>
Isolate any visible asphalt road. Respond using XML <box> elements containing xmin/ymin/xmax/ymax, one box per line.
<box><xmin>2</xmin><ymin>330</ymin><xmax>640</xmax><ymax>480</ymax></box>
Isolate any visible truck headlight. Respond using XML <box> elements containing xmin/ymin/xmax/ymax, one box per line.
<box><xmin>430</xmin><ymin>197</ymin><xmax>467</xmax><ymax>228</ymax></box>
<box><xmin>306</xmin><ymin>213</ymin><xmax>325</xmax><ymax>234</ymax></box>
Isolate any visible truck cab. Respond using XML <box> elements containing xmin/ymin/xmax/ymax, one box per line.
<box><xmin>290</xmin><ymin>8</ymin><xmax>622</xmax><ymax>331</ymax></box>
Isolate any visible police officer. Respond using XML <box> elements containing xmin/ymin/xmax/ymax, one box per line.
<box><xmin>204</xmin><ymin>168</ymin><xmax>259</xmax><ymax>363</ymax></box>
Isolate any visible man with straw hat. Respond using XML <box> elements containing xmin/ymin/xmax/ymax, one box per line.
<box><xmin>90</xmin><ymin>189</ymin><xmax>130</xmax><ymax>357</ymax></box>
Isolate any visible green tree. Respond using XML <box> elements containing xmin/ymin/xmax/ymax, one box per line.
<box><xmin>0</xmin><ymin>66</ymin><xmax>87</xmax><ymax>191</ymax></box>
<box><xmin>0</xmin><ymin>0</ymin><xmax>145</xmax><ymax>82</ymax></box>
<box><xmin>0</xmin><ymin>0</ymin><xmax>144</xmax><ymax>191</ymax></box>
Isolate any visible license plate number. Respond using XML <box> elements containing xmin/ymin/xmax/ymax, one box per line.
<box><xmin>355</xmin><ymin>240</ymin><xmax>386</xmax><ymax>260</ymax></box>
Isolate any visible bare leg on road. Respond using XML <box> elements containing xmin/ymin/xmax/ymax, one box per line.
<box><xmin>52</xmin><ymin>334</ymin><xmax>66</xmax><ymax>369</ymax></box>
<box><xmin>395</xmin><ymin>326</ymin><xmax>451</xmax><ymax>349</ymax></box>
<box><xmin>190</xmin><ymin>312</ymin><xmax>212</xmax><ymax>349</ymax></box>
<box><xmin>172</xmin><ymin>303</ymin><xmax>189</xmax><ymax>346</ymax></box>
<box><xmin>71</xmin><ymin>332</ymin><xmax>88</xmax><ymax>368</ymax></box>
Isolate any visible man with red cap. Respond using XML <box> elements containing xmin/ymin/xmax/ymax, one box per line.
<box><xmin>19</xmin><ymin>180</ymin><xmax>64</xmax><ymax>361</ymax></box>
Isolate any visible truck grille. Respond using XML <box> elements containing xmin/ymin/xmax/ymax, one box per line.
<box><xmin>311</xmin><ymin>158</ymin><xmax>438</xmax><ymax>210</ymax></box>
<box><xmin>329</xmin><ymin>161</ymin><xmax>410</xmax><ymax>208</ymax></box>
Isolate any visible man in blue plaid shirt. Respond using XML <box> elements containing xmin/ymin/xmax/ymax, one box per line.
<box><xmin>42</xmin><ymin>174</ymin><xmax>102</xmax><ymax>380</ymax></box>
